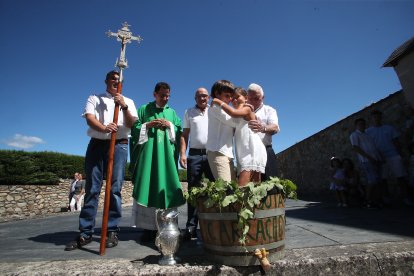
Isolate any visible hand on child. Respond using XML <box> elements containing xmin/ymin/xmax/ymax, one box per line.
<box><xmin>212</xmin><ymin>98</ymin><xmax>222</xmax><ymax>106</ymax></box>
<box><xmin>248</xmin><ymin>120</ymin><xmax>265</xmax><ymax>133</ymax></box>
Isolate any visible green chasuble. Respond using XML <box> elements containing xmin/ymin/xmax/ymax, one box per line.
<box><xmin>130</xmin><ymin>101</ymin><xmax>185</xmax><ymax>209</ymax></box>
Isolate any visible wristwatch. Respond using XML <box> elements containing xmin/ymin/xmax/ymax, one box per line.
<box><xmin>121</xmin><ymin>105</ymin><xmax>128</xmax><ymax>111</ymax></box>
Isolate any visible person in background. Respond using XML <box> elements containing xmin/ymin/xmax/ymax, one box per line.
<box><xmin>67</xmin><ymin>172</ymin><xmax>80</xmax><ymax>211</ymax></box>
<box><xmin>343</xmin><ymin>158</ymin><xmax>364</xmax><ymax>207</ymax></box>
<box><xmin>350</xmin><ymin>118</ymin><xmax>382</xmax><ymax>208</ymax></box>
<box><xmin>366</xmin><ymin>110</ymin><xmax>413</xmax><ymax>206</ymax></box>
<box><xmin>69</xmin><ymin>173</ymin><xmax>85</xmax><ymax>212</ymax></box>
<box><xmin>179</xmin><ymin>87</ymin><xmax>215</xmax><ymax>241</ymax></box>
<box><xmin>65</xmin><ymin>70</ymin><xmax>138</xmax><ymax>251</ymax></box>
<box><xmin>329</xmin><ymin>157</ymin><xmax>347</xmax><ymax>207</ymax></box>
<box><xmin>247</xmin><ymin>83</ymin><xmax>280</xmax><ymax>180</ymax></box>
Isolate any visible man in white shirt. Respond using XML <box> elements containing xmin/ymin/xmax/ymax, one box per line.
<box><xmin>366</xmin><ymin>110</ymin><xmax>413</xmax><ymax>206</ymax></box>
<box><xmin>65</xmin><ymin>70</ymin><xmax>138</xmax><ymax>251</ymax></box>
<box><xmin>179</xmin><ymin>87</ymin><xmax>215</xmax><ymax>241</ymax></box>
<box><xmin>206</xmin><ymin>80</ymin><xmax>237</xmax><ymax>182</ymax></box>
<box><xmin>247</xmin><ymin>83</ymin><xmax>280</xmax><ymax>180</ymax></box>
<box><xmin>350</xmin><ymin>118</ymin><xmax>382</xmax><ymax>207</ymax></box>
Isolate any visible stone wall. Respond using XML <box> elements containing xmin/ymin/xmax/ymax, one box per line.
<box><xmin>276</xmin><ymin>90</ymin><xmax>411</xmax><ymax>201</ymax></box>
<box><xmin>0</xmin><ymin>180</ymin><xmax>134</xmax><ymax>222</ymax></box>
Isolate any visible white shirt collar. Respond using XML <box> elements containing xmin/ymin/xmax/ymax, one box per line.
<box><xmin>254</xmin><ymin>103</ymin><xmax>264</xmax><ymax>113</ymax></box>
<box><xmin>105</xmin><ymin>91</ymin><xmax>114</xmax><ymax>99</ymax></box>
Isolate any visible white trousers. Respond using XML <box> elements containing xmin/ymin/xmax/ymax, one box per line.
<box><xmin>70</xmin><ymin>194</ymin><xmax>84</xmax><ymax>212</ymax></box>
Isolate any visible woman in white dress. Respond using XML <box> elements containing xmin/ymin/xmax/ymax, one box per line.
<box><xmin>212</xmin><ymin>88</ymin><xmax>267</xmax><ymax>186</ymax></box>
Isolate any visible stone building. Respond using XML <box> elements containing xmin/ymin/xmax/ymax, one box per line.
<box><xmin>383</xmin><ymin>36</ymin><xmax>414</xmax><ymax>109</ymax></box>
<box><xmin>276</xmin><ymin>90</ymin><xmax>411</xmax><ymax>201</ymax></box>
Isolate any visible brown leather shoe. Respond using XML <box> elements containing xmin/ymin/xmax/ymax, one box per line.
<box><xmin>64</xmin><ymin>235</ymin><xmax>92</xmax><ymax>251</ymax></box>
<box><xmin>106</xmin><ymin>232</ymin><xmax>119</xmax><ymax>248</ymax></box>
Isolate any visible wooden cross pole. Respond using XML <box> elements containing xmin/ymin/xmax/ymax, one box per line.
<box><xmin>100</xmin><ymin>22</ymin><xmax>142</xmax><ymax>256</ymax></box>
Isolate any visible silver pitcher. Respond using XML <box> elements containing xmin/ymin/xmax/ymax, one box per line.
<box><xmin>155</xmin><ymin>208</ymin><xmax>181</xmax><ymax>265</ymax></box>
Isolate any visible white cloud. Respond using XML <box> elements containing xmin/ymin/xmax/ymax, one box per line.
<box><xmin>5</xmin><ymin>134</ymin><xmax>45</xmax><ymax>149</ymax></box>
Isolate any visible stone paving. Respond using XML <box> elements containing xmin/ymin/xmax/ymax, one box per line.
<box><xmin>0</xmin><ymin>199</ymin><xmax>413</xmax><ymax>275</ymax></box>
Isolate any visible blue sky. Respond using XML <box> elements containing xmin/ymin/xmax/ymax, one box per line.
<box><xmin>0</xmin><ymin>0</ymin><xmax>413</xmax><ymax>157</ymax></box>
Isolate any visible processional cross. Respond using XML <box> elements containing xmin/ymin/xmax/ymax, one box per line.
<box><xmin>106</xmin><ymin>22</ymin><xmax>143</xmax><ymax>78</ymax></box>
<box><xmin>100</xmin><ymin>22</ymin><xmax>142</xmax><ymax>256</ymax></box>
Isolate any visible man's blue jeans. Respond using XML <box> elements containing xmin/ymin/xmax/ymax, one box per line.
<box><xmin>186</xmin><ymin>152</ymin><xmax>214</xmax><ymax>232</ymax></box>
<box><xmin>79</xmin><ymin>139</ymin><xmax>127</xmax><ymax>238</ymax></box>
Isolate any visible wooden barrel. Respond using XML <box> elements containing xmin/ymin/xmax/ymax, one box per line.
<box><xmin>197</xmin><ymin>193</ymin><xmax>285</xmax><ymax>266</ymax></box>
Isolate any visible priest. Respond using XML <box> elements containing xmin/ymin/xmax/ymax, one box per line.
<box><xmin>129</xmin><ymin>82</ymin><xmax>185</xmax><ymax>241</ymax></box>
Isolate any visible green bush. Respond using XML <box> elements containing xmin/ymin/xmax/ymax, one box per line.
<box><xmin>0</xmin><ymin>150</ymin><xmax>181</xmax><ymax>185</ymax></box>
<box><xmin>0</xmin><ymin>150</ymin><xmax>84</xmax><ymax>185</ymax></box>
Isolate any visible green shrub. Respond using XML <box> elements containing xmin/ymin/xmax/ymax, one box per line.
<box><xmin>0</xmin><ymin>150</ymin><xmax>176</xmax><ymax>184</ymax></box>
<box><xmin>0</xmin><ymin>150</ymin><xmax>84</xmax><ymax>185</ymax></box>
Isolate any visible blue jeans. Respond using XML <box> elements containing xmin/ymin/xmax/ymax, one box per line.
<box><xmin>79</xmin><ymin>139</ymin><xmax>128</xmax><ymax>238</ymax></box>
<box><xmin>186</xmin><ymin>153</ymin><xmax>214</xmax><ymax>231</ymax></box>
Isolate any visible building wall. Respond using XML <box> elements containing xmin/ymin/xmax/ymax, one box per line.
<box><xmin>276</xmin><ymin>90</ymin><xmax>411</xmax><ymax>201</ymax></box>
<box><xmin>395</xmin><ymin>51</ymin><xmax>414</xmax><ymax>109</ymax></box>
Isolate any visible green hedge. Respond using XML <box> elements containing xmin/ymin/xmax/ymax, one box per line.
<box><xmin>0</xmin><ymin>150</ymin><xmax>85</xmax><ymax>185</ymax></box>
<box><xmin>0</xmin><ymin>150</ymin><xmax>187</xmax><ymax>185</ymax></box>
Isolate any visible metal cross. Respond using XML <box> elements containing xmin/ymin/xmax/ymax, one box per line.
<box><xmin>100</xmin><ymin>22</ymin><xmax>142</xmax><ymax>256</ymax></box>
<box><xmin>106</xmin><ymin>22</ymin><xmax>143</xmax><ymax>73</ymax></box>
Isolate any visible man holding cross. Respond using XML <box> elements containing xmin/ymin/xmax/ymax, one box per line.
<box><xmin>65</xmin><ymin>70</ymin><xmax>138</xmax><ymax>251</ymax></box>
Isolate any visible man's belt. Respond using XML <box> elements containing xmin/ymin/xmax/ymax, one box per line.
<box><xmin>189</xmin><ymin>148</ymin><xmax>207</xmax><ymax>155</ymax></box>
<box><xmin>91</xmin><ymin>138</ymin><xmax>128</xmax><ymax>144</ymax></box>
<box><xmin>116</xmin><ymin>139</ymin><xmax>128</xmax><ymax>144</ymax></box>
<box><xmin>265</xmin><ymin>145</ymin><xmax>273</xmax><ymax>148</ymax></box>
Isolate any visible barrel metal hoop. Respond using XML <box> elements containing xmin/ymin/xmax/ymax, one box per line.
<box><xmin>254</xmin><ymin>208</ymin><xmax>285</xmax><ymax>219</ymax></box>
<box><xmin>198</xmin><ymin>208</ymin><xmax>285</xmax><ymax>220</ymax></box>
